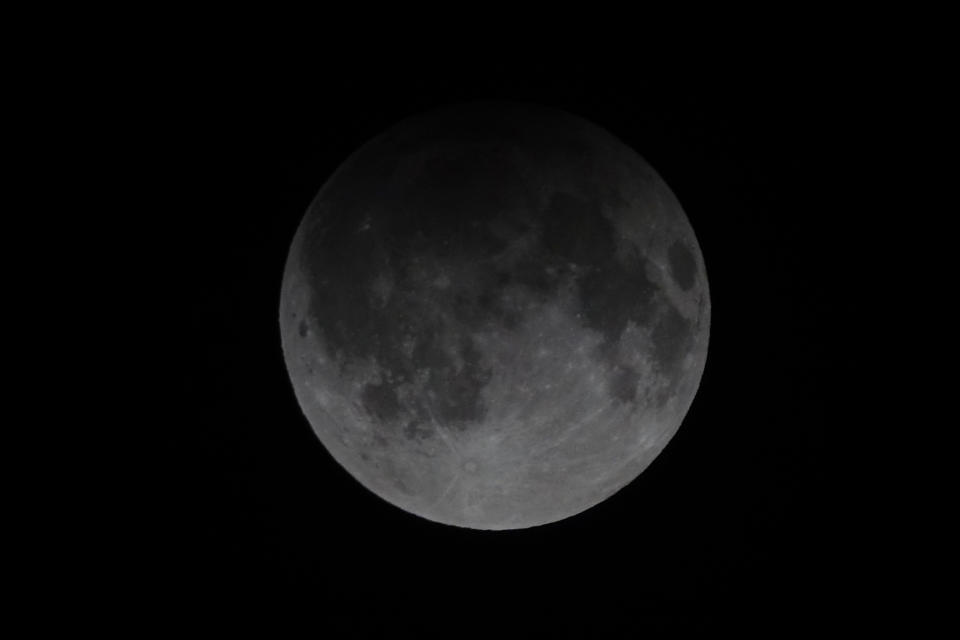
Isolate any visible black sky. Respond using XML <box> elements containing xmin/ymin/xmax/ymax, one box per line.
<box><xmin>157</xmin><ymin>52</ymin><xmax>854</xmax><ymax>632</ymax></box>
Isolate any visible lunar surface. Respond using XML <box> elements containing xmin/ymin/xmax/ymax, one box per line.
<box><xmin>279</xmin><ymin>103</ymin><xmax>710</xmax><ymax>529</ymax></box>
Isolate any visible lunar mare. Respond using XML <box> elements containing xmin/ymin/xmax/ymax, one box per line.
<box><xmin>279</xmin><ymin>103</ymin><xmax>710</xmax><ymax>529</ymax></box>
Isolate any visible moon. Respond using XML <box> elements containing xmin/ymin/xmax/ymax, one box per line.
<box><xmin>279</xmin><ymin>102</ymin><xmax>710</xmax><ymax>529</ymax></box>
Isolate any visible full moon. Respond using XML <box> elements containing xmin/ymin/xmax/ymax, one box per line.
<box><xmin>279</xmin><ymin>103</ymin><xmax>710</xmax><ymax>529</ymax></box>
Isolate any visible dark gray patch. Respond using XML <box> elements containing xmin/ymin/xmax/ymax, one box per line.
<box><xmin>608</xmin><ymin>365</ymin><xmax>640</xmax><ymax>404</ymax></box>
<box><xmin>545</xmin><ymin>135</ymin><xmax>592</xmax><ymax>163</ymax></box>
<box><xmin>411</xmin><ymin>335</ymin><xmax>450</xmax><ymax>371</ymax></box>
<box><xmin>579</xmin><ymin>258</ymin><xmax>658</xmax><ymax>350</ymax></box>
<box><xmin>301</xmin><ymin>210</ymin><xmax>392</xmax><ymax>368</ymax></box>
<box><xmin>653</xmin><ymin>386</ymin><xmax>673</xmax><ymax>409</ymax></box>
<box><xmin>298</xmin><ymin>319</ymin><xmax>309</xmax><ymax>337</ymax></box>
<box><xmin>423</xmin><ymin>336</ymin><xmax>492</xmax><ymax>428</ymax></box>
<box><xmin>667</xmin><ymin>240</ymin><xmax>697</xmax><ymax>291</ymax></box>
<box><xmin>470</xmin><ymin>286</ymin><xmax>523</xmax><ymax>330</ymax></box>
<box><xmin>651</xmin><ymin>305</ymin><xmax>692</xmax><ymax>379</ymax></box>
<box><xmin>542</xmin><ymin>192</ymin><xmax>616</xmax><ymax>267</ymax></box>
<box><xmin>389</xmin><ymin>146</ymin><xmax>532</xmax><ymax>261</ymax></box>
<box><xmin>403</xmin><ymin>419</ymin><xmax>432</xmax><ymax>441</ymax></box>
<box><xmin>508</xmin><ymin>258</ymin><xmax>562</xmax><ymax>296</ymax></box>
<box><xmin>360</xmin><ymin>382</ymin><xmax>403</xmax><ymax>423</ymax></box>
<box><xmin>393</xmin><ymin>476</ymin><xmax>411</xmax><ymax>495</ymax></box>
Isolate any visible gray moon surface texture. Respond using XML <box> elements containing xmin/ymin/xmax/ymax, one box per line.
<box><xmin>279</xmin><ymin>103</ymin><xmax>710</xmax><ymax>530</ymax></box>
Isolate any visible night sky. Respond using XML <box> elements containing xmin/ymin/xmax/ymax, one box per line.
<box><xmin>156</xmin><ymin>52</ymin><xmax>854</xmax><ymax>632</ymax></box>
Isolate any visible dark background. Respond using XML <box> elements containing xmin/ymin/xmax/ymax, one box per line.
<box><xmin>156</xmin><ymin>52</ymin><xmax>854</xmax><ymax>632</ymax></box>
